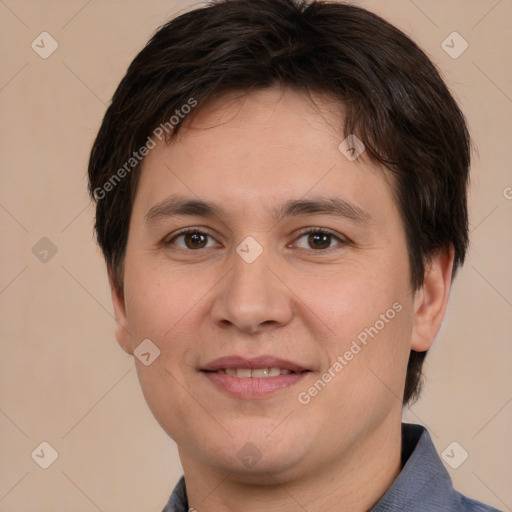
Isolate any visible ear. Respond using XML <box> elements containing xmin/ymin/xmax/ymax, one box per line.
<box><xmin>108</xmin><ymin>269</ymin><xmax>133</xmax><ymax>355</ymax></box>
<box><xmin>410</xmin><ymin>246</ymin><xmax>455</xmax><ymax>352</ymax></box>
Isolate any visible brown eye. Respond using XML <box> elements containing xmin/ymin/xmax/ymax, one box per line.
<box><xmin>307</xmin><ymin>232</ymin><xmax>332</xmax><ymax>250</ymax></box>
<box><xmin>184</xmin><ymin>232</ymin><xmax>208</xmax><ymax>249</ymax></box>
<box><xmin>292</xmin><ymin>229</ymin><xmax>346</xmax><ymax>251</ymax></box>
<box><xmin>168</xmin><ymin>230</ymin><xmax>218</xmax><ymax>250</ymax></box>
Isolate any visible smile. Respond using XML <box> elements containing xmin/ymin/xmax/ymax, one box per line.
<box><xmin>201</xmin><ymin>356</ymin><xmax>310</xmax><ymax>398</ymax></box>
<box><xmin>214</xmin><ymin>368</ymin><xmax>294</xmax><ymax>378</ymax></box>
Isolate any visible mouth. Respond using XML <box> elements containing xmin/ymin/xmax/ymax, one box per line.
<box><xmin>201</xmin><ymin>356</ymin><xmax>311</xmax><ymax>398</ymax></box>
<box><xmin>211</xmin><ymin>367</ymin><xmax>297</xmax><ymax>378</ymax></box>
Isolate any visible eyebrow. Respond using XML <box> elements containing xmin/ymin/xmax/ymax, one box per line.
<box><xmin>278</xmin><ymin>197</ymin><xmax>372</xmax><ymax>224</ymax></box>
<box><xmin>145</xmin><ymin>197</ymin><xmax>223</xmax><ymax>225</ymax></box>
<box><xmin>144</xmin><ymin>195</ymin><xmax>372</xmax><ymax>226</ymax></box>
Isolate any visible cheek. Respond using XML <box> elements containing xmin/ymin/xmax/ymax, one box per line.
<box><xmin>134</xmin><ymin>361</ymin><xmax>203</xmax><ymax>444</ymax></box>
<box><xmin>123</xmin><ymin>259</ymin><xmax>202</xmax><ymax>342</ymax></box>
<box><xmin>297</xmin><ymin>260</ymin><xmax>413</xmax><ymax>400</ymax></box>
<box><xmin>292</xmin><ymin>259</ymin><xmax>406</xmax><ymax>338</ymax></box>
<box><xmin>123</xmin><ymin>265</ymin><xmax>212</xmax><ymax>440</ymax></box>
<box><xmin>322</xmin><ymin>296</ymin><xmax>414</xmax><ymax>418</ymax></box>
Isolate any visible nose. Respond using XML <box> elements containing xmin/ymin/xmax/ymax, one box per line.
<box><xmin>210</xmin><ymin>248</ymin><xmax>294</xmax><ymax>334</ymax></box>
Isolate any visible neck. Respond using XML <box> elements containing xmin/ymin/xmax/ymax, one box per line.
<box><xmin>179</xmin><ymin>414</ymin><xmax>402</xmax><ymax>512</ymax></box>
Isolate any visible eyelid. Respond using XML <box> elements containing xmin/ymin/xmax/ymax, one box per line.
<box><xmin>290</xmin><ymin>227</ymin><xmax>349</xmax><ymax>248</ymax></box>
<box><xmin>287</xmin><ymin>226</ymin><xmax>352</xmax><ymax>255</ymax></box>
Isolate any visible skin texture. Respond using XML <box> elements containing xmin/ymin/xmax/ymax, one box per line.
<box><xmin>110</xmin><ymin>87</ymin><xmax>454</xmax><ymax>511</ymax></box>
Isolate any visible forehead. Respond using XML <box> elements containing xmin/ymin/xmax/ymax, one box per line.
<box><xmin>134</xmin><ymin>87</ymin><xmax>397</xmax><ymax>224</ymax></box>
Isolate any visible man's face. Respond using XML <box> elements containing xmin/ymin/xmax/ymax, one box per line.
<box><xmin>114</xmin><ymin>87</ymin><xmax>419</xmax><ymax>480</ymax></box>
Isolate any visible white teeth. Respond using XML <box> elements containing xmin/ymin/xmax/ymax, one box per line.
<box><xmin>251</xmin><ymin>368</ymin><xmax>269</xmax><ymax>378</ymax></box>
<box><xmin>217</xmin><ymin>367</ymin><xmax>295</xmax><ymax>378</ymax></box>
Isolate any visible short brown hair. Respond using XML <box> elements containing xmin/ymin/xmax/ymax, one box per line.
<box><xmin>88</xmin><ymin>0</ymin><xmax>471</xmax><ymax>405</ymax></box>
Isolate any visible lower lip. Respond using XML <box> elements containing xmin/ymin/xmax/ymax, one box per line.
<box><xmin>202</xmin><ymin>371</ymin><xmax>308</xmax><ymax>399</ymax></box>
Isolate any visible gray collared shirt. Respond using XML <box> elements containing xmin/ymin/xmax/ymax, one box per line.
<box><xmin>162</xmin><ymin>423</ymin><xmax>502</xmax><ymax>511</ymax></box>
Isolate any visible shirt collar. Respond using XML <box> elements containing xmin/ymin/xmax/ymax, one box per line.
<box><xmin>370</xmin><ymin>423</ymin><xmax>460</xmax><ymax>511</ymax></box>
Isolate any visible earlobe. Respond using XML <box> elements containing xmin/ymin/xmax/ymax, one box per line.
<box><xmin>410</xmin><ymin>247</ymin><xmax>455</xmax><ymax>352</ymax></box>
<box><xmin>108</xmin><ymin>270</ymin><xmax>133</xmax><ymax>355</ymax></box>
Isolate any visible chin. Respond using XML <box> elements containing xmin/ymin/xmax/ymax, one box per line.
<box><xmin>197</xmin><ymin>429</ymin><xmax>314</xmax><ymax>481</ymax></box>
<box><xmin>211</xmin><ymin>450</ymin><xmax>308</xmax><ymax>485</ymax></box>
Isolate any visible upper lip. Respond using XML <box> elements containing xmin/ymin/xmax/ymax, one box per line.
<box><xmin>202</xmin><ymin>356</ymin><xmax>308</xmax><ymax>373</ymax></box>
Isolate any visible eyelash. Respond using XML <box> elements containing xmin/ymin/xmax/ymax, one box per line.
<box><xmin>164</xmin><ymin>226</ymin><xmax>348</xmax><ymax>252</ymax></box>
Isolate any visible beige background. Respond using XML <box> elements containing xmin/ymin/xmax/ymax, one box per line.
<box><xmin>0</xmin><ymin>1</ymin><xmax>511</xmax><ymax>511</ymax></box>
